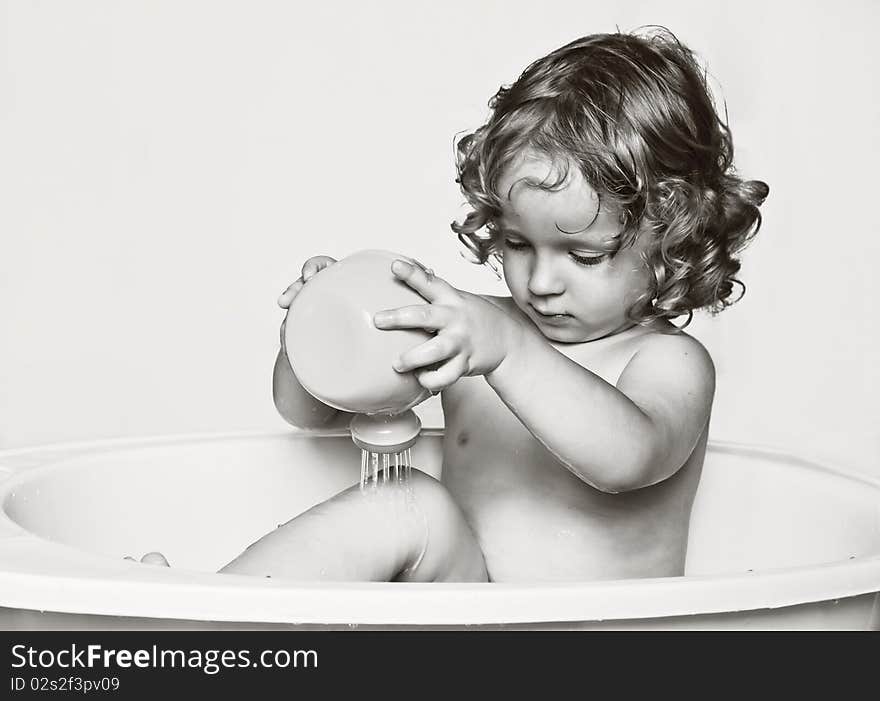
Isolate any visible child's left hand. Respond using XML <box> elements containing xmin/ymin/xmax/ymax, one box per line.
<box><xmin>373</xmin><ymin>259</ymin><xmax>522</xmax><ymax>393</ymax></box>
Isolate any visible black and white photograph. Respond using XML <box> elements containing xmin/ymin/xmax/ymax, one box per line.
<box><xmin>1</xmin><ymin>0</ymin><xmax>878</xmax><ymax>669</ymax></box>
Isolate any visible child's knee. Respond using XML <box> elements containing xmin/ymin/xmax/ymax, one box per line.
<box><xmin>334</xmin><ymin>469</ymin><xmax>484</xmax><ymax>581</ymax></box>
<box><xmin>395</xmin><ymin>470</ymin><xmax>488</xmax><ymax>582</ymax></box>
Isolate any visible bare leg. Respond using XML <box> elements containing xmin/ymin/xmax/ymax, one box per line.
<box><xmin>219</xmin><ymin>470</ymin><xmax>488</xmax><ymax>582</ymax></box>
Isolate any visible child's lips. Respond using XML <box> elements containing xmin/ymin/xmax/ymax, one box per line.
<box><xmin>529</xmin><ymin>304</ymin><xmax>572</xmax><ymax>322</ymax></box>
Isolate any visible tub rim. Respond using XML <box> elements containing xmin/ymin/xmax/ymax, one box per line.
<box><xmin>0</xmin><ymin>429</ymin><xmax>878</xmax><ymax>626</ymax></box>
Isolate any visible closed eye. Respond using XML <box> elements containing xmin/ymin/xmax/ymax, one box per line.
<box><xmin>503</xmin><ymin>238</ymin><xmax>530</xmax><ymax>251</ymax></box>
<box><xmin>569</xmin><ymin>251</ymin><xmax>607</xmax><ymax>267</ymax></box>
<box><xmin>504</xmin><ymin>238</ymin><xmax>607</xmax><ymax>266</ymax></box>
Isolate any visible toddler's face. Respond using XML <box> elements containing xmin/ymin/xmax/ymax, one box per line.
<box><xmin>496</xmin><ymin>152</ymin><xmax>651</xmax><ymax>343</ymax></box>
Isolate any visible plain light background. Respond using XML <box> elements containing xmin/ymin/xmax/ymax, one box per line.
<box><xmin>2</xmin><ymin>0</ymin><xmax>878</xmax><ymax>480</ymax></box>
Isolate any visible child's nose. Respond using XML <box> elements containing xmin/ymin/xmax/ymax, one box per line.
<box><xmin>527</xmin><ymin>256</ymin><xmax>564</xmax><ymax>296</ymax></box>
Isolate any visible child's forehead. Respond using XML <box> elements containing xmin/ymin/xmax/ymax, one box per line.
<box><xmin>497</xmin><ymin>153</ymin><xmax>616</xmax><ymax>246</ymax></box>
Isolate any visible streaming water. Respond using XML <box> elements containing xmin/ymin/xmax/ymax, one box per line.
<box><xmin>359</xmin><ymin>448</ymin><xmax>413</xmax><ymax>490</ymax></box>
<box><xmin>355</xmin><ymin>446</ymin><xmax>426</xmax><ymax>578</ymax></box>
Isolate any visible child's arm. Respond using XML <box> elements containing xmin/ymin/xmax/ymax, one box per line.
<box><xmin>485</xmin><ymin>326</ymin><xmax>714</xmax><ymax>493</ymax></box>
<box><xmin>375</xmin><ymin>260</ymin><xmax>714</xmax><ymax>493</ymax></box>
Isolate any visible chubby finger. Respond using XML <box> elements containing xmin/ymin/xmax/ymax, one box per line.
<box><xmin>302</xmin><ymin>255</ymin><xmax>337</xmax><ymax>282</ymax></box>
<box><xmin>394</xmin><ymin>336</ymin><xmax>457</xmax><ymax>373</ymax></box>
<box><xmin>390</xmin><ymin>259</ymin><xmax>456</xmax><ymax>303</ymax></box>
<box><xmin>277</xmin><ymin>278</ymin><xmax>304</xmax><ymax>308</ymax></box>
<box><xmin>415</xmin><ymin>355</ymin><xmax>469</xmax><ymax>393</ymax></box>
<box><xmin>373</xmin><ymin>304</ymin><xmax>451</xmax><ymax>331</ymax></box>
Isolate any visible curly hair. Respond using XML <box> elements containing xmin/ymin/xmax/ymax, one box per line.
<box><xmin>451</xmin><ymin>28</ymin><xmax>769</xmax><ymax>325</ymax></box>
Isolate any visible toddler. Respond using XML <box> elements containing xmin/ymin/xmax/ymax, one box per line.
<box><xmin>221</xmin><ymin>29</ymin><xmax>768</xmax><ymax>582</ymax></box>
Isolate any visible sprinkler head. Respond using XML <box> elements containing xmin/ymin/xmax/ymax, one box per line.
<box><xmin>350</xmin><ymin>410</ymin><xmax>422</xmax><ymax>454</ymax></box>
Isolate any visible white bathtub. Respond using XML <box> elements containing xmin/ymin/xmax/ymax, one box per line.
<box><xmin>0</xmin><ymin>430</ymin><xmax>878</xmax><ymax>630</ymax></box>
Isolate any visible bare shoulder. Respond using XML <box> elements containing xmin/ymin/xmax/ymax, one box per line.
<box><xmin>631</xmin><ymin>325</ymin><xmax>715</xmax><ymax>372</ymax></box>
<box><xmin>618</xmin><ymin>325</ymin><xmax>716</xmax><ymax>408</ymax></box>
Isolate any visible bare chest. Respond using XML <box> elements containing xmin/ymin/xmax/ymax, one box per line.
<box><xmin>437</xmin><ymin>332</ymin><xmax>703</xmax><ymax>581</ymax></box>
